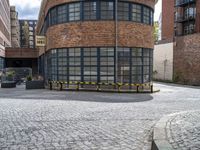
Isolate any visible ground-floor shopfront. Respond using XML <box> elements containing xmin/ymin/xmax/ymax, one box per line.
<box><xmin>39</xmin><ymin>47</ymin><xmax>153</xmax><ymax>85</ymax></box>
<box><xmin>5</xmin><ymin>58</ymin><xmax>38</xmax><ymax>75</ymax></box>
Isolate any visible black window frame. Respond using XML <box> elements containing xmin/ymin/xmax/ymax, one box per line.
<box><xmin>57</xmin><ymin>4</ymin><xmax>68</xmax><ymax>24</ymax></box>
<box><xmin>39</xmin><ymin>1</ymin><xmax>154</xmax><ymax>35</ymax></box>
<box><xmin>83</xmin><ymin>1</ymin><xmax>97</xmax><ymax>20</ymax></box>
<box><xmin>100</xmin><ymin>1</ymin><xmax>114</xmax><ymax>20</ymax></box>
<box><xmin>68</xmin><ymin>2</ymin><xmax>81</xmax><ymax>21</ymax></box>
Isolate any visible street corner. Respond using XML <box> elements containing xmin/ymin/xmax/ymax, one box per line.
<box><xmin>152</xmin><ymin>110</ymin><xmax>200</xmax><ymax>150</ymax></box>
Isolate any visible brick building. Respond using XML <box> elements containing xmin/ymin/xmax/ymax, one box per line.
<box><xmin>36</xmin><ymin>0</ymin><xmax>157</xmax><ymax>89</ymax></box>
<box><xmin>161</xmin><ymin>0</ymin><xmax>175</xmax><ymax>42</ymax></box>
<box><xmin>0</xmin><ymin>1</ymin><xmax>38</xmax><ymax>76</ymax></box>
<box><xmin>174</xmin><ymin>0</ymin><xmax>200</xmax><ymax>85</ymax></box>
<box><xmin>0</xmin><ymin>0</ymin><xmax>11</xmax><ymax>71</ymax></box>
<box><xmin>154</xmin><ymin>0</ymin><xmax>200</xmax><ymax>85</ymax></box>
<box><xmin>6</xmin><ymin>19</ymin><xmax>38</xmax><ymax>75</ymax></box>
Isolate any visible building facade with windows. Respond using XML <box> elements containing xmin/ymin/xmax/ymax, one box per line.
<box><xmin>175</xmin><ymin>0</ymin><xmax>198</xmax><ymax>36</ymax></box>
<box><xmin>10</xmin><ymin>6</ymin><xmax>20</xmax><ymax>48</ymax></box>
<box><xmin>36</xmin><ymin>0</ymin><xmax>157</xmax><ymax>88</ymax></box>
<box><xmin>154</xmin><ymin>0</ymin><xmax>200</xmax><ymax>85</ymax></box>
<box><xmin>0</xmin><ymin>0</ymin><xmax>11</xmax><ymax>71</ymax></box>
<box><xmin>174</xmin><ymin>0</ymin><xmax>200</xmax><ymax>85</ymax></box>
<box><xmin>19</xmin><ymin>20</ymin><xmax>37</xmax><ymax>48</ymax></box>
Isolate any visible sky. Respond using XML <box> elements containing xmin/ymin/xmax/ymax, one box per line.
<box><xmin>10</xmin><ymin>0</ymin><xmax>162</xmax><ymax>21</ymax></box>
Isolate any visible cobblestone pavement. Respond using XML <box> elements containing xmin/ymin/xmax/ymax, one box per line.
<box><xmin>166</xmin><ymin>111</ymin><xmax>200</xmax><ymax>150</ymax></box>
<box><xmin>0</xmin><ymin>83</ymin><xmax>199</xmax><ymax>149</ymax></box>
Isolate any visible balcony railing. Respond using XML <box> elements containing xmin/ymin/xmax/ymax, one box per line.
<box><xmin>175</xmin><ymin>29</ymin><xmax>196</xmax><ymax>36</ymax></box>
<box><xmin>175</xmin><ymin>0</ymin><xmax>196</xmax><ymax>7</ymax></box>
<box><xmin>175</xmin><ymin>14</ymin><xmax>196</xmax><ymax>22</ymax></box>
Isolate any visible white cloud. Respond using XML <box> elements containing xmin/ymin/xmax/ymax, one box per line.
<box><xmin>10</xmin><ymin>0</ymin><xmax>41</xmax><ymax>20</ymax></box>
<box><xmin>154</xmin><ymin>0</ymin><xmax>162</xmax><ymax>21</ymax></box>
<box><xmin>10</xmin><ymin>0</ymin><xmax>162</xmax><ymax>21</ymax></box>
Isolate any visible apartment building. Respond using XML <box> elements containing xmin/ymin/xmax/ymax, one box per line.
<box><xmin>19</xmin><ymin>20</ymin><xmax>37</xmax><ymax>48</ymax></box>
<box><xmin>154</xmin><ymin>0</ymin><xmax>200</xmax><ymax>85</ymax></box>
<box><xmin>10</xmin><ymin>6</ymin><xmax>20</xmax><ymax>48</ymax></box>
<box><xmin>0</xmin><ymin>0</ymin><xmax>11</xmax><ymax>70</ymax></box>
<box><xmin>173</xmin><ymin>0</ymin><xmax>200</xmax><ymax>85</ymax></box>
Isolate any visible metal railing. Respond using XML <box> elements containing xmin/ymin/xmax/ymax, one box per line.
<box><xmin>175</xmin><ymin>0</ymin><xmax>196</xmax><ymax>6</ymax></box>
<box><xmin>175</xmin><ymin>14</ymin><xmax>196</xmax><ymax>22</ymax></box>
<box><xmin>48</xmin><ymin>80</ymin><xmax>154</xmax><ymax>93</ymax></box>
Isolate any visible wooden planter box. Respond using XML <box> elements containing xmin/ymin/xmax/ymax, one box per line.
<box><xmin>1</xmin><ymin>81</ymin><xmax>16</xmax><ymax>88</ymax></box>
<box><xmin>26</xmin><ymin>81</ymin><xmax>45</xmax><ymax>90</ymax></box>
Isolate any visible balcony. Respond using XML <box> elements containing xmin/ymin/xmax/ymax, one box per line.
<box><xmin>175</xmin><ymin>0</ymin><xmax>196</xmax><ymax>7</ymax></box>
<box><xmin>175</xmin><ymin>14</ymin><xmax>196</xmax><ymax>23</ymax></box>
<box><xmin>175</xmin><ymin>29</ymin><xmax>196</xmax><ymax>36</ymax></box>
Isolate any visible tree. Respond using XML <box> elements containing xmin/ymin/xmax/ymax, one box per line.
<box><xmin>154</xmin><ymin>21</ymin><xmax>159</xmax><ymax>43</ymax></box>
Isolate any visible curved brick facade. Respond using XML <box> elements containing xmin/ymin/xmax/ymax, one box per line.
<box><xmin>46</xmin><ymin>21</ymin><xmax>154</xmax><ymax>50</ymax></box>
<box><xmin>36</xmin><ymin>0</ymin><xmax>156</xmax><ymax>52</ymax></box>
<box><xmin>44</xmin><ymin>0</ymin><xmax>155</xmax><ymax>15</ymax></box>
<box><xmin>37</xmin><ymin>0</ymin><xmax>156</xmax><ymax>87</ymax></box>
<box><xmin>37</xmin><ymin>0</ymin><xmax>156</xmax><ymax>35</ymax></box>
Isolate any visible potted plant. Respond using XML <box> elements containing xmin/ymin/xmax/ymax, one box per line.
<box><xmin>26</xmin><ymin>75</ymin><xmax>45</xmax><ymax>90</ymax></box>
<box><xmin>1</xmin><ymin>71</ymin><xmax>16</xmax><ymax>88</ymax></box>
<box><xmin>26</xmin><ymin>75</ymin><xmax>32</xmax><ymax>81</ymax></box>
<box><xmin>6</xmin><ymin>71</ymin><xmax>15</xmax><ymax>81</ymax></box>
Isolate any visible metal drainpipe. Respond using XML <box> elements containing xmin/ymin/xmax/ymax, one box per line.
<box><xmin>115</xmin><ymin>0</ymin><xmax>118</xmax><ymax>83</ymax></box>
<box><xmin>43</xmin><ymin>11</ymin><xmax>46</xmax><ymax>83</ymax></box>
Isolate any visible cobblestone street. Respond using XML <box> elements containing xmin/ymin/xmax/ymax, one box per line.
<box><xmin>166</xmin><ymin>111</ymin><xmax>200</xmax><ymax>150</ymax></box>
<box><xmin>0</xmin><ymin>82</ymin><xmax>200</xmax><ymax>149</ymax></box>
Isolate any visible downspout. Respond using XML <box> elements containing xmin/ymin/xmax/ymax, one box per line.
<box><xmin>115</xmin><ymin>0</ymin><xmax>118</xmax><ymax>83</ymax></box>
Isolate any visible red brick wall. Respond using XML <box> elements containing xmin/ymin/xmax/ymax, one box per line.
<box><xmin>36</xmin><ymin>0</ymin><xmax>156</xmax><ymax>55</ymax></box>
<box><xmin>45</xmin><ymin>0</ymin><xmax>155</xmax><ymax>15</ymax></box>
<box><xmin>196</xmin><ymin>0</ymin><xmax>200</xmax><ymax>33</ymax></box>
<box><xmin>46</xmin><ymin>21</ymin><xmax>154</xmax><ymax>50</ymax></box>
<box><xmin>37</xmin><ymin>0</ymin><xmax>156</xmax><ymax>35</ymax></box>
<box><xmin>162</xmin><ymin>0</ymin><xmax>175</xmax><ymax>41</ymax></box>
<box><xmin>5</xmin><ymin>48</ymin><xmax>39</xmax><ymax>58</ymax></box>
<box><xmin>174</xmin><ymin>33</ymin><xmax>200</xmax><ymax>85</ymax></box>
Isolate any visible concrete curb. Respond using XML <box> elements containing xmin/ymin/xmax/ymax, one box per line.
<box><xmin>152</xmin><ymin>111</ymin><xmax>198</xmax><ymax>150</ymax></box>
<box><xmin>151</xmin><ymin>115</ymin><xmax>174</xmax><ymax>150</ymax></box>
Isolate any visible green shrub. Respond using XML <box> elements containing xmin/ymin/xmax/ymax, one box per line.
<box><xmin>6</xmin><ymin>71</ymin><xmax>15</xmax><ymax>81</ymax></box>
<box><xmin>26</xmin><ymin>76</ymin><xmax>32</xmax><ymax>81</ymax></box>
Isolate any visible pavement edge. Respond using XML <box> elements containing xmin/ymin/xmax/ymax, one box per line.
<box><xmin>151</xmin><ymin>111</ymin><xmax>198</xmax><ymax>150</ymax></box>
<box><xmin>151</xmin><ymin>115</ymin><xmax>174</xmax><ymax>150</ymax></box>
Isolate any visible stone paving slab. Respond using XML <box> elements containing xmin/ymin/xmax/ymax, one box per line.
<box><xmin>152</xmin><ymin>111</ymin><xmax>200</xmax><ymax>150</ymax></box>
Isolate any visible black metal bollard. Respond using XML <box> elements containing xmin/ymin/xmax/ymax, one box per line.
<box><xmin>137</xmin><ymin>85</ymin><xmax>139</xmax><ymax>93</ymax></box>
<box><xmin>60</xmin><ymin>82</ymin><xmax>63</xmax><ymax>91</ymax></box>
<box><xmin>76</xmin><ymin>83</ymin><xmax>80</xmax><ymax>91</ymax></box>
<box><xmin>97</xmin><ymin>83</ymin><xmax>100</xmax><ymax>91</ymax></box>
<box><xmin>50</xmin><ymin>82</ymin><xmax>52</xmax><ymax>90</ymax></box>
<box><xmin>151</xmin><ymin>85</ymin><xmax>153</xmax><ymax>93</ymax></box>
<box><xmin>118</xmin><ymin>85</ymin><xmax>121</xmax><ymax>93</ymax></box>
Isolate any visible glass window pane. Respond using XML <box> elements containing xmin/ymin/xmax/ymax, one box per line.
<box><xmin>57</xmin><ymin>4</ymin><xmax>67</xmax><ymax>23</ymax></box>
<box><xmin>118</xmin><ymin>2</ymin><xmax>129</xmax><ymax>20</ymax></box>
<box><xmin>69</xmin><ymin>3</ymin><xmax>80</xmax><ymax>21</ymax></box>
<box><xmin>132</xmin><ymin>4</ymin><xmax>141</xmax><ymax>22</ymax></box>
<box><xmin>101</xmin><ymin>2</ymin><xmax>114</xmax><ymax>20</ymax></box>
<box><xmin>84</xmin><ymin>2</ymin><xmax>97</xmax><ymax>20</ymax></box>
